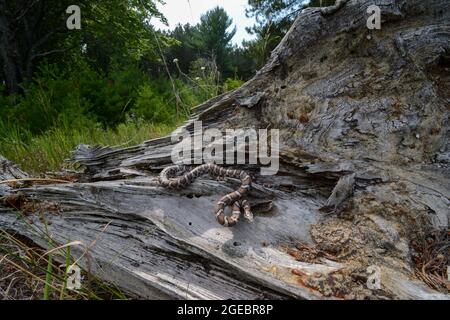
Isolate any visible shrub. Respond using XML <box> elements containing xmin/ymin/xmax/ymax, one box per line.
<box><xmin>0</xmin><ymin>116</ymin><xmax>174</xmax><ymax>174</ymax></box>
<box><xmin>133</xmin><ymin>83</ymin><xmax>173</xmax><ymax>124</ymax></box>
<box><xmin>0</xmin><ymin>60</ymin><xmax>225</xmax><ymax>174</ymax></box>
<box><xmin>223</xmin><ymin>78</ymin><xmax>245</xmax><ymax>92</ymax></box>
<box><xmin>2</xmin><ymin>64</ymin><xmax>90</xmax><ymax>134</ymax></box>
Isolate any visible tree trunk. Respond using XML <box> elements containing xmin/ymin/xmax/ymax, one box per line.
<box><xmin>0</xmin><ymin>16</ymin><xmax>22</xmax><ymax>94</ymax></box>
<box><xmin>1</xmin><ymin>0</ymin><xmax>449</xmax><ymax>299</ymax></box>
<box><xmin>0</xmin><ymin>0</ymin><xmax>60</xmax><ymax>94</ymax></box>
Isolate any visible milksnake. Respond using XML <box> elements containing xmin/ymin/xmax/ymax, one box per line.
<box><xmin>159</xmin><ymin>164</ymin><xmax>253</xmax><ymax>227</ymax></box>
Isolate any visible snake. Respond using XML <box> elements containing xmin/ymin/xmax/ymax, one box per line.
<box><xmin>158</xmin><ymin>164</ymin><xmax>253</xmax><ymax>227</ymax></box>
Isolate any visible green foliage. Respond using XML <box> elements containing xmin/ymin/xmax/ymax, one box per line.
<box><xmin>0</xmin><ymin>228</ymin><xmax>129</xmax><ymax>300</ymax></box>
<box><xmin>246</xmin><ymin>0</ymin><xmax>306</xmax><ymax>26</ymax></box>
<box><xmin>78</xmin><ymin>64</ymin><xmax>149</xmax><ymax>126</ymax></box>
<box><xmin>244</xmin><ymin>0</ymin><xmax>336</xmax><ymax>68</ymax></box>
<box><xmin>0</xmin><ymin>1</ymin><xmax>165</xmax><ymax>94</ymax></box>
<box><xmin>43</xmin><ymin>237</ymin><xmax>54</xmax><ymax>300</ymax></box>
<box><xmin>0</xmin><ymin>60</ymin><xmax>206</xmax><ymax>174</ymax></box>
<box><xmin>3</xmin><ymin>64</ymin><xmax>87</xmax><ymax>134</ymax></box>
<box><xmin>163</xmin><ymin>7</ymin><xmax>247</xmax><ymax>81</ymax></box>
<box><xmin>0</xmin><ymin>116</ymin><xmax>174</xmax><ymax>174</ymax></box>
<box><xmin>0</xmin><ymin>59</ymin><xmax>230</xmax><ymax>174</ymax></box>
<box><xmin>246</xmin><ymin>0</ymin><xmax>336</xmax><ymax>26</ymax></box>
<box><xmin>133</xmin><ymin>83</ymin><xmax>174</xmax><ymax>124</ymax></box>
<box><xmin>0</xmin><ymin>2</ymin><xmax>251</xmax><ymax>175</ymax></box>
<box><xmin>223</xmin><ymin>78</ymin><xmax>245</xmax><ymax>92</ymax></box>
<box><xmin>244</xmin><ymin>0</ymin><xmax>302</xmax><ymax>68</ymax></box>
<box><xmin>189</xmin><ymin>58</ymin><xmax>221</xmax><ymax>94</ymax></box>
<box><xmin>194</xmin><ymin>7</ymin><xmax>237</xmax><ymax>78</ymax></box>
<box><xmin>228</xmin><ymin>47</ymin><xmax>257</xmax><ymax>79</ymax></box>
<box><xmin>1</xmin><ymin>64</ymin><xmax>139</xmax><ymax>133</ymax></box>
<box><xmin>243</xmin><ymin>21</ymin><xmax>284</xmax><ymax>69</ymax></box>
<box><xmin>163</xmin><ymin>24</ymin><xmax>200</xmax><ymax>74</ymax></box>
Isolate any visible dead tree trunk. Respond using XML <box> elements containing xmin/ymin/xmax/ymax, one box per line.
<box><xmin>1</xmin><ymin>0</ymin><xmax>449</xmax><ymax>299</ymax></box>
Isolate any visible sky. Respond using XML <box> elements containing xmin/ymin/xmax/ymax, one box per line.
<box><xmin>151</xmin><ymin>0</ymin><xmax>257</xmax><ymax>45</ymax></box>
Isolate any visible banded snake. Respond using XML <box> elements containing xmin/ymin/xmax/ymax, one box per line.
<box><xmin>159</xmin><ymin>164</ymin><xmax>253</xmax><ymax>227</ymax></box>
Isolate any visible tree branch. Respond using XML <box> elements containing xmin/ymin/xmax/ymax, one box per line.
<box><xmin>14</xmin><ymin>0</ymin><xmax>41</xmax><ymax>22</ymax></box>
<box><xmin>31</xmin><ymin>47</ymin><xmax>74</xmax><ymax>60</ymax></box>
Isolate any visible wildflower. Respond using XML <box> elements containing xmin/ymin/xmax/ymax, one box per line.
<box><xmin>173</xmin><ymin>58</ymin><xmax>179</xmax><ymax>63</ymax></box>
<box><xmin>201</xmin><ymin>66</ymin><xmax>206</xmax><ymax>71</ymax></box>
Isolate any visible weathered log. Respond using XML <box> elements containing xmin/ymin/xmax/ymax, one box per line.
<box><xmin>1</xmin><ymin>0</ymin><xmax>449</xmax><ymax>299</ymax></box>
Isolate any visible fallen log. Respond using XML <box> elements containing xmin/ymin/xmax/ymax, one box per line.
<box><xmin>1</xmin><ymin>0</ymin><xmax>449</xmax><ymax>299</ymax></box>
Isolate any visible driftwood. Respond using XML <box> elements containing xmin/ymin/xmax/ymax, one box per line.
<box><xmin>1</xmin><ymin>0</ymin><xmax>449</xmax><ymax>299</ymax></box>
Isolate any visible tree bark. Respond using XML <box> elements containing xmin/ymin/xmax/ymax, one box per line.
<box><xmin>0</xmin><ymin>9</ymin><xmax>21</xmax><ymax>94</ymax></box>
<box><xmin>1</xmin><ymin>0</ymin><xmax>449</xmax><ymax>299</ymax></box>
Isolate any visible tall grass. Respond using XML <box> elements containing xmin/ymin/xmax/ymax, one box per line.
<box><xmin>0</xmin><ymin>117</ymin><xmax>176</xmax><ymax>174</ymax></box>
<box><xmin>0</xmin><ymin>227</ymin><xmax>129</xmax><ymax>300</ymax></box>
<box><xmin>0</xmin><ymin>61</ymin><xmax>244</xmax><ymax>175</ymax></box>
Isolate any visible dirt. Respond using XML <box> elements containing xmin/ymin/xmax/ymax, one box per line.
<box><xmin>282</xmin><ymin>185</ymin><xmax>449</xmax><ymax>299</ymax></box>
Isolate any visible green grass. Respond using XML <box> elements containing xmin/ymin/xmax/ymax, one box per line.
<box><xmin>43</xmin><ymin>250</ymin><xmax>53</xmax><ymax>300</ymax></box>
<box><xmin>0</xmin><ymin>227</ymin><xmax>129</xmax><ymax>300</ymax></box>
<box><xmin>0</xmin><ymin>64</ymin><xmax>245</xmax><ymax>175</ymax></box>
<box><xmin>0</xmin><ymin>118</ymin><xmax>177</xmax><ymax>174</ymax></box>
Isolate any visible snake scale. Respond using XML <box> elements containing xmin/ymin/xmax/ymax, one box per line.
<box><xmin>159</xmin><ymin>164</ymin><xmax>253</xmax><ymax>227</ymax></box>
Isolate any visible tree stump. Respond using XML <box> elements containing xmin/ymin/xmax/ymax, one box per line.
<box><xmin>1</xmin><ymin>0</ymin><xmax>449</xmax><ymax>299</ymax></box>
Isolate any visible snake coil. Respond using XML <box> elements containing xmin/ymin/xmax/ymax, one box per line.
<box><xmin>159</xmin><ymin>164</ymin><xmax>253</xmax><ymax>227</ymax></box>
